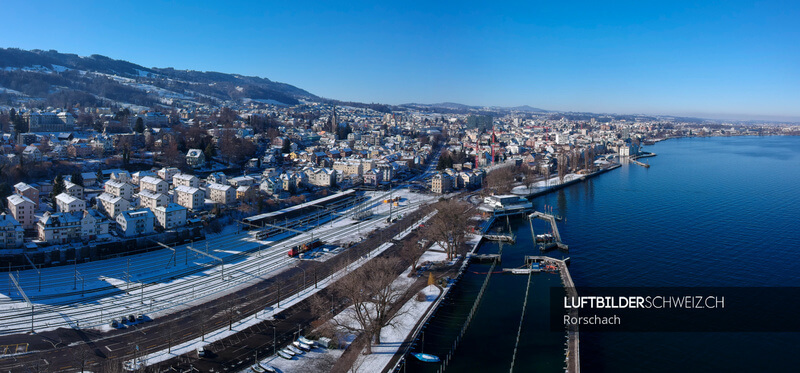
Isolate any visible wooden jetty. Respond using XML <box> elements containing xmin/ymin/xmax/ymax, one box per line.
<box><xmin>503</xmin><ymin>263</ymin><xmax>541</xmax><ymax>274</ymax></box>
<box><xmin>470</xmin><ymin>253</ymin><xmax>501</xmax><ymax>262</ymax></box>
<box><xmin>528</xmin><ymin>211</ymin><xmax>569</xmax><ymax>251</ymax></box>
<box><xmin>630</xmin><ymin>158</ymin><xmax>650</xmax><ymax>168</ymax></box>
<box><xmin>524</xmin><ymin>256</ymin><xmax>579</xmax><ymax>372</ymax></box>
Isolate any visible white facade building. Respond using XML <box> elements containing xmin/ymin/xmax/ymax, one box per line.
<box><xmin>140</xmin><ymin>176</ymin><xmax>169</xmax><ymax>194</ymax></box>
<box><xmin>7</xmin><ymin>194</ymin><xmax>36</xmax><ymax>229</ymax></box>
<box><xmin>208</xmin><ymin>183</ymin><xmax>235</xmax><ymax>205</ymax></box>
<box><xmin>55</xmin><ymin>193</ymin><xmax>86</xmax><ymax>213</ymax></box>
<box><xmin>174</xmin><ymin>186</ymin><xmax>204</xmax><ymax>211</ymax></box>
<box><xmin>116</xmin><ymin>209</ymin><xmax>155</xmax><ymax>237</ymax></box>
<box><xmin>97</xmin><ymin>192</ymin><xmax>130</xmax><ymax>218</ymax></box>
<box><xmin>173</xmin><ymin>173</ymin><xmax>200</xmax><ymax>189</ymax></box>
<box><xmin>153</xmin><ymin>203</ymin><xmax>187</xmax><ymax>230</ymax></box>
<box><xmin>104</xmin><ymin>180</ymin><xmax>135</xmax><ymax>201</ymax></box>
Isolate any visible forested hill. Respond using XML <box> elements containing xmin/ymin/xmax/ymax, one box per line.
<box><xmin>0</xmin><ymin>48</ymin><xmax>319</xmax><ymax>107</ymax></box>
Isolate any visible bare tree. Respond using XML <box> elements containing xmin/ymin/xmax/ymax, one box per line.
<box><xmin>71</xmin><ymin>344</ymin><xmax>94</xmax><ymax>373</ymax></box>
<box><xmin>224</xmin><ymin>297</ymin><xmax>240</xmax><ymax>331</ymax></box>
<box><xmin>400</xmin><ymin>238</ymin><xmax>427</xmax><ymax>276</ymax></box>
<box><xmin>557</xmin><ymin>152</ymin><xmax>568</xmax><ymax>184</ymax></box>
<box><xmin>484</xmin><ymin>167</ymin><xmax>514</xmax><ymax>195</ymax></box>
<box><xmin>329</xmin><ymin>257</ymin><xmax>409</xmax><ymax>354</ymax></box>
<box><xmin>584</xmin><ymin>146</ymin><xmax>595</xmax><ymax>171</ymax></box>
<box><xmin>424</xmin><ymin>199</ymin><xmax>471</xmax><ymax>261</ymax></box>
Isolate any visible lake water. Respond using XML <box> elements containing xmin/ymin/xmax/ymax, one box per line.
<box><xmin>405</xmin><ymin>136</ymin><xmax>800</xmax><ymax>372</ymax></box>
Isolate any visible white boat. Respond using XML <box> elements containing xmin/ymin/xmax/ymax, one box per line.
<box><xmin>293</xmin><ymin>340</ymin><xmax>311</xmax><ymax>351</ymax></box>
<box><xmin>250</xmin><ymin>364</ymin><xmax>266</xmax><ymax>373</ymax></box>
<box><xmin>281</xmin><ymin>348</ymin><xmax>295</xmax><ymax>356</ymax></box>
<box><xmin>298</xmin><ymin>336</ymin><xmax>316</xmax><ymax>346</ymax></box>
<box><xmin>278</xmin><ymin>350</ymin><xmax>293</xmax><ymax>359</ymax></box>
<box><xmin>287</xmin><ymin>345</ymin><xmax>304</xmax><ymax>354</ymax></box>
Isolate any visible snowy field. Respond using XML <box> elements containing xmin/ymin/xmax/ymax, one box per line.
<box><xmin>510</xmin><ymin>173</ymin><xmax>586</xmax><ymax>195</ymax></box>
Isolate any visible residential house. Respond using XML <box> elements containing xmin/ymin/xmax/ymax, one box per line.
<box><xmin>207</xmin><ymin>172</ymin><xmax>227</xmax><ymax>185</ymax></box>
<box><xmin>228</xmin><ymin>176</ymin><xmax>256</xmax><ymax>188</ymax></box>
<box><xmin>7</xmin><ymin>195</ymin><xmax>36</xmax><ymax>229</ymax></box>
<box><xmin>186</xmin><ymin>149</ymin><xmax>205</xmax><ymax>168</ymax></box>
<box><xmin>236</xmin><ymin>185</ymin><xmax>255</xmax><ymax>200</ymax></box>
<box><xmin>260</xmin><ymin>176</ymin><xmax>283</xmax><ymax>196</ymax></box>
<box><xmin>174</xmin><ymin>186</ymin><xmax>204</xmax><ymax>211</ymax></box>
<box><xmin>80</xmin><ymin>172</ymin><xmax>98</xmax><ymax>187</ymax></box>
<box><xmin>37</xmin><ymin>209</ymin><xmax>110</xmax><ymax>244</ymax></box>
<box><xmin>153</xmin><ymin>203</ymin><xmax>187</xmax><ymax>230</ymax></box>
<box><xmin>0</xmin><ymin>214</ymin><xmax>24</xmax><ymax>249</ymax></box>
<box><xmin>104</xmin><ymin>180</ymin><xmax>135</xmax><ymax>201</ymax></box>
<box><xmin>55</xmin><ymin>193</ymin><xmax>85</xmax><ymax>213</ymax></box>
<box><xmin>97</xmin><ymin>192</ymin><xmax>130</xmax><ymax>218</ymax></box>
<box><xmin>67</xmin><ymin>143</ymin><xmax>92</xmax><ymax>158</ymax></box>
<box><xmin>109</xmin><ymin>170</ymin><xmax>132</xmax><ymax>183</ymax></box>
<box><xmin>363</xmin><ymin>168</ymin><xmax>383</xmax><ymax>187</ymax></box>
<box><xmin>333</xmin><ymin>161</ymin><xmax>363</xmax><ymax>176</ymax></box>
<box><xmin>116</xmin><ymin>209</ymin><xmax>155</xmax><ymax>237</ymax></box>
<box><xmin>13</xmin><ymin>182</ymin><xmax>40</xmax><ymax>209</ymax></box>
<box><xmin>22</xmin><ymin>145</ymin><xmax>42</xmax><ymax>163</ymax></box>
<box><xmin>208</xmin><ymin>183</ymin><xmax>235</xmax><ymax>205</ymax></box>
<box><xmin>431</xmin><ymin>173</ymin><xmax>454</xmax><ymax>194</ymax></box>
<box><xmin>64</xmin><ymin>181</ymin><xmax>84</xmax><ymax>199</ymax></box>
<box><xmin>157</xmin><ymin>167</ymin><xmax>180</xmax><ymax>183</ymax></box>
<box><xmin>132</xmin><ymin>170</ymin><xmax>157</xmax><ymax>185</ymax></box>
<box><xmin>140</xmin><ymin>176</ymin><xmax>168</xmax><ymax>194</ymax></box>
<box><xmin>305</xmin><ymin>168</ymin><xmax>336</xmax><ymax>187</ymax></box>
<box><xmin>173</xmin><ymin>173</ymin><xmax>200</xmax><ymax>189</ymax></box>
<box><xmin>138</xmin><ymin>190</ymin><xmax>170</xmax><ymax>210</ymax></box>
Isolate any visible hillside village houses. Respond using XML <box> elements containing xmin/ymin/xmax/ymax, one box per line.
<box><xmin>37</xmin><ymin>209</ymin><xmax>109</xmax><ymax>245</ymax></box>
<box><xmin>173</xmin><ymin>173</ymin><xmax>200</xmax><ymax>188</ymax></box>
<box><xmin>55</xmin><ymin>193</ymin><xmax>86</xmax><ymax>213</ymax></box>
<box><xmin>140</xmin><ymin>176</ymin><xmax>168</xmax><ymax>194</ymax></box>
<box><xmin>6</xmin><ymin>195</ymin><xmax>36</xmax><ymax>230</ymax></box>
<box><xmin>186</xmin><ymin>148</ymin><xmax>205</xmax><ymax>168</ymax></box>
<box><xmin>208</xmin><ymin>183</ymin><xmax>235</xmax><ymax>205</ymax></box>
<box><xmin>0</xmin><ymin>214</ymin><xmax>24</xmax><ymax>249</ymax></box>
<box><xmin>104</xmin><ymin>179</ymin><xmax>135</xmax><ymax>200</ymax></box>
<box><xmin>97</xmin><ymin>192</ymin><xmax>130</xmax><ymax>218</ymax></box>
<box><xmin>138</xmin><ymin>189</ymin><xmax>170</xmax><ymax>211</ymax></box>
<box><xmin>157</xmin><ymin>167</ymin><xmax>180</xmax><ymax>183</ymax></box>
<box><xmin>13</xmin><ymin>182</ymin><xmax>40</xmax><ymax>209</ymax></box>
<box><xmin>153</xmin><ymin>203</ymin><xmax>187</xmax><ymax>230</ymax></box>
<box><xmin>174</xmin><ymin>185</ymin><xmax>204</xmax><ymax>211</ymax></box>
<box><xmin>116</xmin><ymin>209</ymin><xmax>155</xmax><ymax>237</ymax></box>
<box><xmin>64</xmin><ymin>180</ymin><xmax>84</xmax><ymax>199</ymax></box>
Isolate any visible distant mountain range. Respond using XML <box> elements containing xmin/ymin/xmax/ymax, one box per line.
<box><xmin>401</xmin><ymin>102</ymin><xmax>549</xmax><ymax>114</ymax></box>
<box><xmin>0</xmin><ymin>48</ymin><xmax>319</xmax><ymax>108</ymax></box>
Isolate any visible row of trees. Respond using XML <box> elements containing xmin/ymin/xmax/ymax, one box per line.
<box><xmin>326</xmin><ymin>199</ymin><xmax>473</xmax><ymax>355</ymax></box>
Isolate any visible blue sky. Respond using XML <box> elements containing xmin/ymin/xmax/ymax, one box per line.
<box><xmin>2</xmin><ymin>1</ymin><xmax>799</xmax><ymax>120</ymax></box>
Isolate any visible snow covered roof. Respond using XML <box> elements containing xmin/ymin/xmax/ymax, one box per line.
<box><xmin>97</xmin><ymin>192</ymin><xmax>123</xmax><ymax>203</ymax></box>
<box><xmin>208</xmin><ymin>183</ymin><xmax>232</xmax><ymax>191</ymax></box>
<box><xmin>174</xmin><ymin>185</ymin><xmax>201</xmax><ymax>194</ymax></box>
<box><xmin>7</xmin><ymin>194</ymin><xmax>34</xmax><ymax>206</ymax></box>
<box><xmin>55</xmin><ymin>193</ymin><xmax>80</xmax><ymax>204</ymax></box>
<box><xmin>140</xmin><ymin>176</ymin><xmax>165</xmax><ymax>185</ymax></box>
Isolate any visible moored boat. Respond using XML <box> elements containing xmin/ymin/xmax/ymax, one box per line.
<box><xmin>413</xmin><ymin>353</ymin><xmax>441</xmax><ymax>362</ymax></box>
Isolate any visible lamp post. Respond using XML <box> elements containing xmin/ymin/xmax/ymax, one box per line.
<box><xmin>270</xmin><ymin>323</ymin><xmax>277</xmax><ymax>356</ymax></box>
